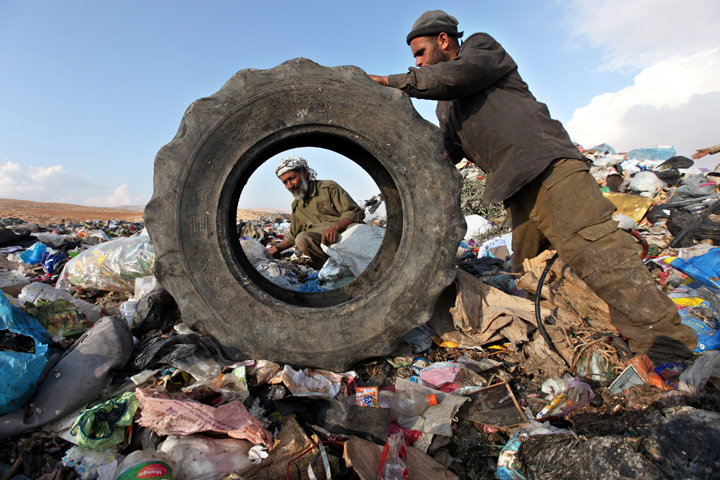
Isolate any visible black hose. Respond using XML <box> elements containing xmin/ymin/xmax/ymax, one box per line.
<box><xmin>534</xmin><ymin>252</ymin><xmax>567</xmax><ymax>363</ymax></box>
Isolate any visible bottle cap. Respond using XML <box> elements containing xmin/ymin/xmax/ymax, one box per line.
<box><xmin>428</xmin><ymin>394</ymin><xmax>438</xmax><ymax>406</ymax></box>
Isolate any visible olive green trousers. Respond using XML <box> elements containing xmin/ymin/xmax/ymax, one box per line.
<box><xmin>505</xmin><ymin>159</ymin><xmax>697</xmax><ymax>362</ymax></box>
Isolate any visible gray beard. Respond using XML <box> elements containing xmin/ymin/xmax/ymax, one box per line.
<box><xmin>291</xmin><ymin>176</ymin><xmax>310</xmax><ymax>201</ymax></box>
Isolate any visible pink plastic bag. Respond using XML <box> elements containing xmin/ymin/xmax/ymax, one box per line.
<box><xmin>135</xmin><ymin>389</ymin><xmax>272</xmax><ymax>447</ymax></box>
<box><xmin>419</xmin><ymin>362</ymin><xmax>463</xmax><ymax>388</ymax></box>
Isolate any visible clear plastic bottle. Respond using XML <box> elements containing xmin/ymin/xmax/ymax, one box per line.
<box><xmin>378</xmin><ymin>390</ymin><xmax>438</xmax><ymax>419</ymax></box>
<box><xmin>113</xmin><ymin>450</ymin><xmax>173</xmax><ymax>480</ymax></box>
<box><xmin>18</xmin><ymin>282</ymin><xmax>103</xmax><ymax>323</ymax></box>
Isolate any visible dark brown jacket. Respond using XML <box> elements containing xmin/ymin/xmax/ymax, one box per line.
<box><xmin>388</xmin><ymin>32</ymin><xmax>584</xmax><ymax>204</ymax></box>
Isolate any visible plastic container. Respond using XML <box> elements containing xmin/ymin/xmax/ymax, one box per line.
<box><xmin>18</xmin><ymin>283</ymin><xmax>103</xmax><ymax>324</ymax></box>
<box><xmin>113</xmin><ymin>450</ymin><xmax>173</xmax><ymax>480</ymax></box>
<box><xmin>378</xmin><ymin>390</ymin><xmax>438</xmax><ymax>419</ymax></box>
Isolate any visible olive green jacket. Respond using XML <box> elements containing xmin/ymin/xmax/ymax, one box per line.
<box><xmin>285</xmin><ymin>180</ymin><xmax>364</xmax><ymax>245</ymax></box>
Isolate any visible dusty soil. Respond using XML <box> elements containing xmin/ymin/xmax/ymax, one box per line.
<box><xmin>0</xmin><ymin>198</ymin><xmax>144</xmax><ymax>225</ymax></box>
<box><xmin>0</xmin><ymin>199</ymin><xmax>279</xmax><ymax>225</ymax></box>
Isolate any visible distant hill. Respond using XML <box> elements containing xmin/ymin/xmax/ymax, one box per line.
<box><xmin>116</xmin><ymin>204</ymin><xmax>146</xmax><ymax>212</ymax></box>
<box><xmin>242</xmin><ymin>206</ymin><xmax>291</xmax><ymax>214</ymax></box>
<box><xmin>0</xmin><ymin>198</ymin><xmax>144</xmax><ymax>224</ymax></box>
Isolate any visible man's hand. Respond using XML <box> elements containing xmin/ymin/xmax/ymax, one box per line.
<box><xmin>267</xmin><ymin>239</ymin><xmax>293</xmax><ymax>258</ymax></box>
<box><xmin>369</xmin><ymin>75</ymin><xmax>390</xmax><ymax>87</ymax></box>
<box><xmin>322</xmin><ymin>218</ymin><xmax>355</xmax><ymax>246</ymax></box>
<box><xmin>692</xmin><ymin>149</ymin><xmax>710</xmax><ymax>160</ymax></box>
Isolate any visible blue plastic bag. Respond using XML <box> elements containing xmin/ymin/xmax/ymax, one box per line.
<box><xmin>663</xmin><ymin>248</ymin><xmax>720</xmax><ymax>292</ymax></box>
<box><xmin>677</xmin><ymin>304</ymin><xmax>720</xmax><ymax>353</ymax></box>
<box><xmin>19</xmin><ymin>242</ymin><xmax>48</xmax><ymax>265</ymax></box>
<box><xmin>0</xmin><ymin>294</ymin><xmax>52</xmax><ymax>416</ymax></box>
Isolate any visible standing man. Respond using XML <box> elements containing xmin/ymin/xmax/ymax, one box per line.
<box><xmin>370</xmin><ymin>10</ymin><xmax>697</xmax><ymax>361</ymax></box>
<box><xmin>266</xmin><ymin>156</ymin><xmax>365</xmax><ymax>269</ymax></box>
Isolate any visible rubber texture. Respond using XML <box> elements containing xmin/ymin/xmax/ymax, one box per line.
<box><xmin>145</xmin><ymin>58</ymin><xmax>465</xmax><ymax>371</ymax></box>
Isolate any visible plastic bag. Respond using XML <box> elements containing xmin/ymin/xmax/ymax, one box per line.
<box><xmin>31</xmin><ymin>232</ymin><xmax>79</xmax><ymax>247</ymax></box>
<box><xmin>463</xmin><ymin>215</ymin><xmax>492</xmax><ymax>241</ymax></box>
<box><xmin>63</xmin><ymin>446</ymin><xmax>123</xmax><ymax>480</ymax></box>
<box><xmin>158</xmin><ymin>435</ymin><xmax>253</xmax><ymax>480</ymax></box>
<box><xmin>613</xmin><ymin>214</ymin><xmax>639</xmax><ymax>231</ymax></box>
<box><xmin>70</xmin><ymin>391</ymin><xmax>139</xmax><ymax>450</ymax></box>
<box><xmin>135</xmin><ymin>389</ymin><xmax>273</xmax><ymax>447</ymax></box>
<box><xmin>669</xmin><ymin>292</ymin><xmax>720</xmax><ymax>353</ymax></box>
<box><xmin>24</xmin><ymin>298</ymin><xmax>91</xmax><ymax>340</ymax></box>
<box><xmin>18</xmin><ymin>282</ymin><xmax>103</xmax><ymax>323</ymax></box>
<box><xmin>240</xmin><ymin>238</ymin><xmax>270</xmax><ymax>266</ymax></box>
<box><xmin>678</xmin><ymin>350</ymin><xmax>720</xmax><ymax>396</ymax></box>
<box><xmin>254</xmin><ymin>260</ymin><xmax>300</xmax><ymax>289</ymax></box>
<box><xmin>0</xmin><ymin>293</ymin><xmax>52</xmax><ymax>415</ymax></box>
<box><xmin>56</xmin><ymin>234</ymin><xmax>155</xmax><ymax>293</ymax></box>
<box><xmin>319</xmin><ymin>224</ymin><xmax>385</xmax><ymax>279</ymax></box>
<box><xmin>628</xmin><ymin>171</ymin><xmax>665</xmax><ymax>194</ymax></box>
<box><xmin>379</xmin><ymin>432</ymin><xmax>408</xmax><ymax>480</ymax></box>
<box><xmin>540</xmin><ymin>374</ymin><xmax>573</xmax><ymax>399</ymax></box>
<box><xmin>663</xmin><ymin>246</ymin><xmax>720</xmax><ymax>292</ymax></box>
<box><xmin>19</xmin><ymin>242</ymin><xmax>47</xmax><ymax>264</ymax></box>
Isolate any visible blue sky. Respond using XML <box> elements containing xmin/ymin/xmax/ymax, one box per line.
<box><xmin>1</xmin><ymin>1</ymin><xmax>719</xmax><ymax>210</ymax></box>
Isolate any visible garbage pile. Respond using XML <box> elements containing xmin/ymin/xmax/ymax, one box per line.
<box><xmin>1</xmin><ymin>142</ymin><xmax>720</xmax><ymax>479</ymax></box>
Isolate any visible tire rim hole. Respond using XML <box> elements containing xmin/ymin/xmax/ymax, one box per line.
<box><xmin>237</xmin><ymin>147</ymin><xmax>385</xmax><ymax>292</ymax></box>
<box><xmin>219</xmin><ymin>130</ymin><xmax>403</xmax><ymax>308</ymax></box>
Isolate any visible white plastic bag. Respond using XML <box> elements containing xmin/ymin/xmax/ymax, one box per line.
<box><xmin>464</xmin><ymin>215</ymin><xmax>492</xmax><ymax>241</ymax></box>
<box><xmin>628</xmin><ymin>171</ymin><xmax>665</xmax><ymax>194</ymax></box>
<box><xmin>241</xmin><ymin>238</ymin><xmax>270</xmax><ymax>266</ymax></box>
<box><xmin>158</xmin><ymin>435</ymin><xmax>254</xmax><ymax>480</ymax></box>
<box><xmin>319</xmin><ymin>224</ymin><xmax>384</xmax><ymax>280</ymax></box>
<box><xmin>613</xmin><ymin>214</ymin><xmax>640</xmax><ymax>231</ymax></box>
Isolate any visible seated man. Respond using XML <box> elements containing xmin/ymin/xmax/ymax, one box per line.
<box><xmin>266</xmin><ymin>156</ymin><xmax>365</xmax><ymax>268</ymax></box>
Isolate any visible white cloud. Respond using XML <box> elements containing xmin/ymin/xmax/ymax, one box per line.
<box><xmin>562</xmin><ymin>0</ymin><xmax>720</xmax><ymax>160</ymax></box>
<box><xmin>566</xmin><ymin>49</ymin><xmax>720</xmax><ymax>152</ymax></box>
<box><xmin>85</xmin><ymin>184</ymin><xmax>143</xmax><ymax>207</ymax></box>
<box><xmin>563</xmin><ymin>0</ymin><xmax>720</xmax><ymax>71</ymax></box>
<box><xmin>0</xmin><ymin>159</ymin><xmax>143</xmax><ymax>206</ymax></box>
<box><xmin>0</xmin><ymin>160</ymin><xmax>98</xmax><ymax>203</ymax></box>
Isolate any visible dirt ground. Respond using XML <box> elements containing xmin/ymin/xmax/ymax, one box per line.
<box><xmin>0</xmin><ymin>199</ymin><xmax>144</xmax><ymax>225</ymax></box>
<box><xmin>0</xmin><ymin>198</ymin><xmax>277</xmax><ymax>225</ymax></box>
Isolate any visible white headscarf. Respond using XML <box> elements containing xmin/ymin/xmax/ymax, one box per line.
<box><xmin>275</xmin><ymin>156</ymin><xmax>318</xmax><ymax>180</ymax></box>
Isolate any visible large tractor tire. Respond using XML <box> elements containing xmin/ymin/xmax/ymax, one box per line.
<box><xmin>145</xmin><ymin>58</ymin><xmax>464</xmax><ymax>371</ymax></box>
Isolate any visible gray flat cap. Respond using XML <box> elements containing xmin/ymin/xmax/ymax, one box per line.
<box><xmin>406</xmin><ymin>10</ymin><xmax>464</xmax><ymax>45</ymax></box>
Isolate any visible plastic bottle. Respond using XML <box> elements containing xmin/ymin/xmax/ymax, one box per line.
<box><xmin>113</xmin><ymin>450</ymin><xmax>173</xmax><ymax>480</ymax></box>
<box><xmin>378</xmin><ymin>390</ymin><xmax>438</xmax><ymax>419</ymax></box>
<box><xmin>18</xmin><ymin>283</ymin><xmax>103</xmax><ymax>324</ymax></box>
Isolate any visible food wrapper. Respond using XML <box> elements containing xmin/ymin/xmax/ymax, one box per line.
<box><xmin>356</xmin><ymin>386</ymin><xmax>378</xmax><ymax>407</ymax></box>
